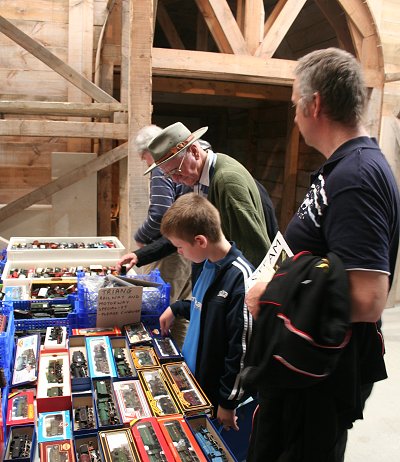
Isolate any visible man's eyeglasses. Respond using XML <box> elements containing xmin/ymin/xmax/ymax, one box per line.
<box><xmin>162</xmin><ymin>150</ymin><xmax>187</xmax><ymax>179</ymax></box>
<box><xmin>291</xmin><ymin>96</ymin><xmax>304</xmax><ymax>109</ymax></box>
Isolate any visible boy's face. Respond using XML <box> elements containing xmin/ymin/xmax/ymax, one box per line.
<box><xmin>167</xmin><ymin>235</ymin><xmax>207</xmax><ymax>263</ymax></box>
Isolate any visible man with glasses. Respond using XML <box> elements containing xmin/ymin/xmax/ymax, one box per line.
<box><xmin>118</xmin><ymin>121</ymin><xmax>271</xmax><ymax>272</ymax></box>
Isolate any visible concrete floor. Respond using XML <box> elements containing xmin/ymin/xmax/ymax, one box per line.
<box><xmin>345</xmin><ymin>305</ymin><xmax>400</xmax><ymax>461</ymax></box>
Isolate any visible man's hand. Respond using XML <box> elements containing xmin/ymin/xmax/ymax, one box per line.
<box><xmin>217</xmin><ymin>406</ymin><xmax>239</xmax><ymax>431</ymax></box>
<box><xmin>245</xmin><ymin>281</ymin><xmax>268</xmax><ymax>320</ymax></box>
<box><xmin>116</xmin><ymin>252</ymin><xmax>139</xmax><ymax>272</ymax></box>
<box><xmin>159</xmin><ymin>307</ymin><xmax>175</xmax><ymax>336</ymax></box>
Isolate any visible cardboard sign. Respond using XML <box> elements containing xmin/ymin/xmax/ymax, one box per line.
<box><xmin>96</xmin><ymin>285</ymin><xmax>143</xmax><ymax>327</ymax></box>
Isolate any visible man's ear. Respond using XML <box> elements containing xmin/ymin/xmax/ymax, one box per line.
<box><xmin>194</xmin><ymin>235</ymin><xmax>208</xmax><ymax>247</ymax></box>
<box><xmin>312</xmin><ymin>91</ymin><xmax>322</xmax><ymax>118</ymax></box>
<box><xmin>190</xmin><ymin>143</ymin><xmax>201</xmax><ymax>160</ymax></box>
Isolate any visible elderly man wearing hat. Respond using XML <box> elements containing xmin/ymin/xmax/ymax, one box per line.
<box><xmin>118</xmin><ymin>122</ymin><xmax>271</xmax><ymax>271</ymax></box>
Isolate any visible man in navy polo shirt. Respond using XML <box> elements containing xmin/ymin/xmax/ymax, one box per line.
<box><xmin>246</xmin><ymin>48</ymin><xmax>400</xmax><ymax>461</ymax></box>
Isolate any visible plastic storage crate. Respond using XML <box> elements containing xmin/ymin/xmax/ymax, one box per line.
<box><xmin>0</xmin><ymin>303</ymin><xmax>15</xmax><ymax>386</ymax></box>
<box><xmin>76</xmin><ymin>269</ymin><xmax>170</xmax><ymax>325</ymax></box>
<box><xmin>12</xmin><ymin>296</ymin><xmax>77</xmax><ymax>335</ymax></box>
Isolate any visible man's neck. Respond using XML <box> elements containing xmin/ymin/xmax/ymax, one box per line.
<box><xmin>316</xmin><ymin>121</ymin><xmax>369</xmax><ymax>159</ymax></box>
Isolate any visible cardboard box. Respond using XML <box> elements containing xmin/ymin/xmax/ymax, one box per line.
<box><xmin>131</xmin><ymin>417</ymin><xmax>174</xmax><ymax>462</ymax></box>
<box><xmin>7</xmin><ymin>391</ymin><xmax>35</xmax><ymax>427</ymax></box>
<box><xmin>112</xmin><ymin>380</ymin><xmax>152</xmax><ymax>424</ymax></box>
<box><xmin>39</xmin><ymin>440</ymin><xmax>76</xmax><ymax>462</ymax></box>
<box><xmin>98</xmin><ymin>428</ymin><xmax>140</xmax><ymax>462</ymax></box>
<box><xmin>4</xmin><ymin>425</ymin><xmax>35</xmax><ymax>462</ymax></box>
<box><xmin>137</xmin><ymin>367</ymin><xmax>180</xmax><ymax>417</ymax></box>
<box><xmin>11</xmin><ymin>334</ymin><xmax>40</xmax><ymax>387</ymax></box>
<box><xmin>36</xmin><ymin>351</ymin><xmax>71</xmax><ymax>413</ymax></box>
<box><xmin>86</xmin><ymin>336</ymin><xmax>117</xmax><ymax>379</ymax></box>
<box><xmin>37</xmin><ymin>411</ymin><xmax>72</xmax><ymax>444</ymax></box>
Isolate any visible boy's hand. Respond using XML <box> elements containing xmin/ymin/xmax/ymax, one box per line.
<box><xmin>116</xmin><ymin>252</ymin><xmax>138</xmax><ymax>272</ymax></box>
<box><xmin>217</xmin><ymin>406</ymin><xmax>239</xmax><ymax>431</ymax></box>
<box><xmin>245</xmin><ymin>281</ymin><xmax>268</xmax><ymax>320</ymax></box>
<box><xmin>159</xmin><ymin>307</ymin><xmax>175</xmax><ymax>336</ymax></box>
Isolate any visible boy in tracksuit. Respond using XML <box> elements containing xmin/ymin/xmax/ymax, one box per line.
<box><xmin>159</xmin><ymin>193</ymin><xmax>254</xmax><ymax>431</ymax></box>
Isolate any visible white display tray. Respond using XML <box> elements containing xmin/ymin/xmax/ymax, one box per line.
<box><xmin>7</xmin><ymin>236</ymin><xmax>125</xmax><ymax>262</ymax></box>
<box><xmin>1</xmin><ymin>258</ymin><xmax>120</xmax><ymax>289</ymax></box>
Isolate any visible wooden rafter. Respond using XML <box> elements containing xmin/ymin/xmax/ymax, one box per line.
<box><xmin>255</xmin><ymin>0</ymin><xmax>307</xmax><ymax>58</ymax></box>
<box><xmin>0</xmin><ymin>101</ymin><xmax>126</xmax><ymax>117</ymax></box>
<box><xmin>313</xmin><ymin>0</ymin><xmax>355</xmax><ymax>54</ymax></box>
<box><xmin>157</xmin><ymin>1</ymin><xmax>185</xmax><ymax>49</ymax></box>
<box><xmin>0</xmin><ymin>15</ymin><xmax>118</xmax><ymax>104</ymax></box>
<box><xmin>0</xmin><ymin>143</ymin><xmax>128</xmax><ymax>223</ymax></box>
<box><xmin>152</xmin><ymin>47</ymin><xmax>382</xmax><ymax>88</ymax></box>
<box><xmin>194</xmin><ymin>0</ymin><xmax>249</xmax><ymax>55</ymax></box>
<box><xmin>0</xmin><ymin>120</ymin><xmax>128</xmax><ymax>139</ymax></box>
<box><xmin>243</xmin><ymin>0</ymin><xmax>264</xmax><ymax>54</ymax></box>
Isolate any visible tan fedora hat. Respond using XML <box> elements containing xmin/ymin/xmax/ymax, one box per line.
<box><xmin>144</xmin><ymin>122</ymin><xmax>208</xmax><ymax>175</ymax></box>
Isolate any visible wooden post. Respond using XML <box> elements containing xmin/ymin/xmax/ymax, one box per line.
<box><xmin>118</xmin><ymin>0</ymin><xmax>153</xmax><ymax>250</ymax></box>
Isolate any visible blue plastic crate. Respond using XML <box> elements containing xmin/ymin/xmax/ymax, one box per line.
<box><xmin>0</xmin><ymin>303</ymin><xmax>15</xmax><ymax>386</ymax></box>
<box><xmin>10</xmin><ymin>293</ymin><xmax>76</xmax><ymax>311</ymax></box>
<box><xmin>76</xmin><ymin>269</ymin><xmax>170</xmax><ymax>318</ymax></box>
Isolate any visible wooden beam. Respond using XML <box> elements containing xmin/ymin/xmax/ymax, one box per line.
<box><xmin>194</xmin><ymin>0</ymin><xmax>249</xmax><ymax>55</ymax></box>
<box><xmin>0</xmin><ymin>120</ymin><xmax>128</xmax><ymax>139</ymax></box>
<box><xmin>386</xmin><ymin>73</ymin><xmax>400</xmax><ymax>83</ymax></box>
<box><xmin>152</xmin><ymin>76</ymin><xmax>292</xmax><ymax>101</ymax></box>
<box><xmin>152</xmin><ymin>48</ymin><xmax>382</xmax><ymax>88</ymax></box>
<box><xmin>0</xmin><ymin>143</ymin><xmax>128</xmax><ymax>223</ymax></box>
<box><xmin>156</xmin><ymin>1</ymin><xmax>185</xmax><ymax>49</ymax></box>
<box><xmin>337</xmin><ymin>0</ymin><xmax>376</xmax><ymax>38</ymax></box>
<box><xmin>314</xmin><ymin>0</ymin><xmax>355</xmax><ymax>54</ymax></box>
<box><xmin>243</xmin><ymin>0</ymin><xmax>264</xmax><ymax>54</ymax></box>
<box><xmin>256</xmin><ymin>0</ymin><xmax>307</xmax><ymax>58</ymax></box>
<box><xmin>0</xmin><ymin>15</ymin><xmax>118</xmax><ymax>104</ymax></box>
<box><xmin>0</xmin><ymin>101</ymin><xmax>126</xmax><ymax>117</ymax></box>
<box><xmin>280</xmin><ymin>105</ymin><xmax>299</xmax><ymax>231</ymax></box>
<box><xmin>67</xmin><ymin>0</ymin><xmax>94</xmax><ymax>152</ymax></box>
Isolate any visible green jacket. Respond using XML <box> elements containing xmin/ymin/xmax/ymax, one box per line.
<box><xmin>208</xmin><ymin>153</ymin><xmax>271</xmax><ymax>267</ymax></box>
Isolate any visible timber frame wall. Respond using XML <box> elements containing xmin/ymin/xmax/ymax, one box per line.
<box><xmin>0</xmin><ymin>0</ymin><xmax>399</xmax><ymax>301</ymax></box>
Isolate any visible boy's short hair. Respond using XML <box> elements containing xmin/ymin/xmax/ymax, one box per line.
<box><xmin>161</xmin><ymin>193</ymin><xmax>222</xmax><ymax>243</ymax></box>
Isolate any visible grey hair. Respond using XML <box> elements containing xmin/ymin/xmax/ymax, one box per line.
<box><xmin>295</xmin><ymin>48</ymin><xmax>367</xmax><ymax>127</ymax></box>
<box><xmin>134</xmin><ymin>125</ymin><xmax>162</xmax><ymax>155</ymax></box>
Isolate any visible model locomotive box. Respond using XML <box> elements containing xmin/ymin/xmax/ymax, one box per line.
<box><xmin>137</xmin><ymin>367</ymin><xmax>181</xmax><ymax>417</ymax></box>
<box><xmin>39</xmin><ymin>439</ymin><xmax>76</xmax><ymax>462</ymax></box>
<box><xmin>69</xmin><ymin>336</ymin><xmax>90</xmax><ymax>392</ymax></box>
<box><xmin>44</xmin><ymin>325</ymin><xmax>68</xmax><ymax>352</ymax></box>
<box><xmin>72</xmin><ymin>326</ymin><xmax>122</xmax><ymax>336</ymax></box>
<box><xmin>112</xmin><ymin>380</ymin><xmax>152</xmax><ymax>424</ymax></box>
<box><xmin>72</xmin><ymin>393</ymin><xmax>97</xmax><ymax>436</ymax></box>
<box><xmin>158</xmin><ymin>415</ymin><xmax>208</xmax><ymax>462</ymax></box>
<box><xmin>7</xmin><ymin>390</ymin><xmax>35</xmax><ymax>427</ymax></box>
<box><xmin>11</xmin><ymin>334</ymin><xmax>40</xmax><ymax>387</ymax></box>
<box><xmin>98</xmin><ymin>428</ymin><xmax>140</xmax><ymax>462</ymax></box>
<box><xmin>186</xmin><ymin>414</ymin><xmax>237</xmax><ymax>462</ymax></box>
<box><xmin>74</xmin><ymin>433</ymin><xmax>103</xmax><ymax>462</ymax></box>
<box><xmin>7</xmin><ymin>236</ymin><xmax>125</xmax><ymax>262</ymax></box>
<box><xmin>86</xmin><ymin>336</ymin><xmax>117</xmax><ymax>378</ymax></box>
<box><xmin>92</xmin><ymin>378</ymin><xmax>123</xmax><ymax>430</ymax></box>
<box><xmin>109</xmin><ymin>336</ymin><xmax>137</xmax><ymax>380</ymax></box>
<box><xmin>37</xmin><ymin>410</ymin><xmax>72</xmax><ymax>443</ymax></box>
<box><xmin>36</xmin><ymin>351</ymin><xmax>71</xmax><ymax>413</ymax></box>
<box><xmin>131</xmin><ymin>417</ymin><xmax>174</xmax><ymax>462</ymax></box>
<box><xmin>4</xmin><ymin>425</ymin><xmax>35</xmax><ymax>462</ymax></box>
<box><xmin>130</xmin><ymin>345</ymin><xmax>160</xmax><ymax>370</ymax></box>
<box><xmin>123</xmin><ymin>322</ymin><xmax>152</xmax><ymax>346</ymax></box>
<box><xmin>162</xmin><ymin>362</ymin><xmax>213</xmax><ymax>417</ymax></box>
<box><xmin>151</xmin><ymin>334</ymin><xmax>183</xmax><ymax>363</ymax></box>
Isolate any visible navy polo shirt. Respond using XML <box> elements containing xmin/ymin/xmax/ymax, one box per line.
<box><xmin>285</xmin><ymin>137</ymin><xmax>400</xmax><ymax>288</ymax></box>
